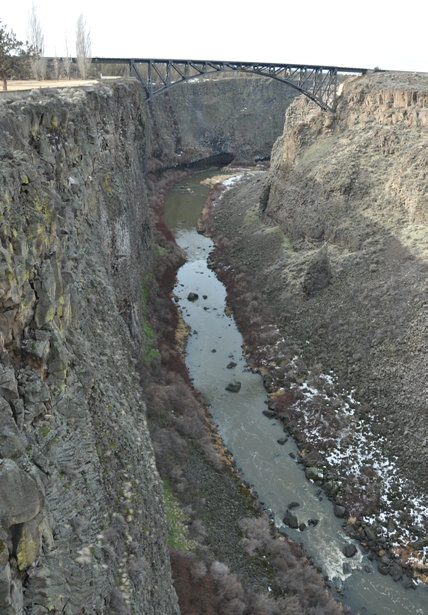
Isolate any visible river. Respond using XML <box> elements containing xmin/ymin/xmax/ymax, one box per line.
<box><xmin>163</xmin><ymin>169</ymin><xmax>427</xmax><ymax>615</ymax></box>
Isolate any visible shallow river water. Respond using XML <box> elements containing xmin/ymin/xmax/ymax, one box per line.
<box><xmin>163</xmin><ymin>170</ymin><xmax>427</xmax><ymax>615</ymax></box>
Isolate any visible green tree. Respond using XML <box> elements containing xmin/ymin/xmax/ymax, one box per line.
<box><xmin>0</xmin><ymin>20</ymin><xmax>35</xmax><ymax>90</ymax></box>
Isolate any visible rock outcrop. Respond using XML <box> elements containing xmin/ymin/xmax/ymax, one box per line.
<box><xmin>145</xmin><ymin>76</ymin><xmax>298</xmax><ymax>169</ymax></box>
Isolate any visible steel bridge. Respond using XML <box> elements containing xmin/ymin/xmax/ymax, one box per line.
<box><xmin>91</xmin><ymin>57</ymin><xmax>368</xmax><ymax>112</ymax></box>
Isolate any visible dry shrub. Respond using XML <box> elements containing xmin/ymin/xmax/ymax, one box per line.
<box><xmin>238</xmin><ymin>516</ymin><xmax>351</xmax><ymax>615</ymax></box>
<box><xmin>150</xmin><ymin>426</ymin><xmax>187</xmax><ymax>478</ymax></box>
<box><xmin>210</xmin><ymin>560</ymin><xmax>230</xmax><ymax>579</ymax></box>
<box><xmin>190</xmin><ymin>559</ymin><xmax>207</xmax><ymax>582</ymax></box>
<box><xmin>108</xmin><ymin>588</ymin><xmax>128</xmax><ymax>615</ymax></box>
<box><xmin>127</xmin><ymin>556</ymin><xmax>149</xmax><ymax>588</ymax></box>
<box><xmin>145</xmin><ymin>372</ymin><xmax>220</xmax><ymax>472</ymax></box>
<box><xmin>188</xmin><ymin>518</ymin><xmax>208</xmax><ymax>543</ymax></box>
<box><xmin>170</xmin><ymin>550</ymin><xmax>280</xmax><ymax>615</ymax></box>
<box><xmin>238</xmin><ymin>517</ymin><xmax>272</xmax><ymax>555</ymax></box>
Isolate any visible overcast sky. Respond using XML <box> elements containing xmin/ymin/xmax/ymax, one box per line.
<box><xmin>2</xmin><ymin>0</ymin><xmax>427</xmax><ymax>72</ymax></box>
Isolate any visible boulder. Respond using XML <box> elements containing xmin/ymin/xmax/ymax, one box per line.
<box><xmin>343</xmin><ymin>543</ymin><xmax>357</xmax><ymax>558</ymax></box>
<box><xmin>305</xmin><ymin>466</ymin><xmax>324</xmax><ymax>482</ymax></box>
<box><xmin>0</xmin><ymin>561</ymin><xmax>11</xmax><ymax>609</ymax></box>
<box><xmin>283</xmin><ymin>510</ymin><xmax>298</xmax><ymax>529</ymax></box>
<box><xmin>16</xmin><ymin>517</ymin><xmax>43</xmax><ymax>570</ymax></box>
<box><xmin>0</xmin><ymin>368</ymin><xmax>18</xmax><ymax>400</ymax></box>
<box><xmin>377</xmin><ymin>560</ymin><xmax>390</xmax><ymax>575</ymax></box>
<box><xmin>334</xmin><ymin>504</ymin><xmax>346</xmax><ymax>518</ymax></box>
<box><xmin>402</xmin><ymin>576</ymin><xmax>416</xmax><ymax>589</ymax></box>
<box><xmin>0</xmin><ymin>399</ymin><xmax>25</xmax><ymax>460</ymax></box>
<box><xmin>262</xmin><ymin>410</ymin><xmax>276</xmax><ymax>419</ymax></box>
<box><xmin>225</xmin><ymin>380</ymin><xmax>241</xmax><ymax>393</ymax></box>
<box><xmin>363</xmin><ymin>525</ymin><xmax>377</xmax><ymax>542</ymax></box>
<box><xmin>0</xmin><ymin>459</ymin><xmax>42</xmax><ymax>528</ymax></box>
<box><xmin>389</xmin><ymin>562</ymin><xmax>403</xmax><ymax>582</ymax></box>
<box><xmin>187</xmin><ymin>292</ymin><xmax>199</xmax><ymax>302</ymax></box>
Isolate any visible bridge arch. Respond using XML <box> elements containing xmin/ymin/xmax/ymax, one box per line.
<box><xmin>92</xmin><ymin>58</ymin><xmax>368</xmax><ymax>112</ymax></box>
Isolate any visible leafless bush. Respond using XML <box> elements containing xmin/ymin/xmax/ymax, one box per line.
<box><xmin>190</xmin><ymin>559</ymin><xmax>207</xmax><ymax>582</ymax></box>
<box><xmin>188</xmin><ymin>518</ymin><xmax>207</xmax><ymax>542</ymax></box>
<box><xmin>238</xmin><ymin>516</ymin><xmax>350</xmax><ymax>614</ymax></box>
<box><xmin>210</xmin><ymin>560</ymin><xmax>230</xmax><ymax>579</ymax></box>
<box><xmin>108</xmin><ymin>588</ymin><xmax>128</xmax><ymax>615</ymax></box>
<box><xmin>222</xmin><ymin>598</ymin><xmax>246</xmax><ymax>615</ymax></box>
<box><xmin>76</xmin><ymin>13</ymin><xmax>91</xmax><ymax>78</ymax></box>
<box><xmin>150</xmin><ymin>426</ymin><xmax>187</xmax><ymax>478</ymax></box>
<box><xmin>146</xmin><ymin>373</ymin><xmax>220</xmax><ymax>469</ymax></box>
<box><xmin>238</xmin><ymin>516</ymin><xmax>272</xmax><ymax>555</ymax></box>
<box><xmin>127</xmin><ymin>556</ymin><xmax>149</xmax><ymax>588</ymax></box>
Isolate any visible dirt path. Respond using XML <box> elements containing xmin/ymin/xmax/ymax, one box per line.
<box><xmin>1</xmin><ymin>77</ymin><xmax>119</xmax><ymax>93</ymax></box>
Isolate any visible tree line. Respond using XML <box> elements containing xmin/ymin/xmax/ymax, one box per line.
<box><xmin>0</xmin><ymin>5</ymin><xmax>93</xmax><ymax>90</ymax></box>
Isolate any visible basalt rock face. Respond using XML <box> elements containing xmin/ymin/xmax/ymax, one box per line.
<box><xmin>0</xmin><ymin>82</ymin><xmax>179</xmax><ymax>615</ymax></box>
<box><xmin>261</xmin><ymin>73</ymin><xmax>427</xmax><ymax>499</ymax></box>
<box><xmin>145</xmin><ymin>77</ymin><xmax>298</xmax><ymax>170</ymax></box>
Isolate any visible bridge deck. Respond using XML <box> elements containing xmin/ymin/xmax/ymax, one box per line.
<box><xmin>91</xmin><ymin>57</ymin><xmax>369</xmax><ymax>111</ymax></box>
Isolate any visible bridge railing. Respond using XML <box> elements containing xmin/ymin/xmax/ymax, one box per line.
<box><xmin>91</xmin><ymin>57</ymin><xmax>369</xmax><ymax>111</ymax></box>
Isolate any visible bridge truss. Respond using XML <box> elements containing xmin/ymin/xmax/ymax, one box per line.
<box><xmin>91</xmin><ymin>58</ymin><xmax>368</xmax><ymax>112</ymax></box>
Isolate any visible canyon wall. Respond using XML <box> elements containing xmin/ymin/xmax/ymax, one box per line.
<box><xmin>0</xmin><ymin>76</ymin><xmax>294</xmax><ymax>613</ymax></box>
<box><xmin>202</xmin><ymin>71</ymin><xmax>427</xmax><ymax>572</ymax></box>
<box><xmin>263</xmin><ymin>71</ymin><xmax>427</xmax><ymax>490</ymax></box>
<box><xmin>145</xmin><ymin>76</ymin><xmax>298</xmax><ymax>169</ymax></box>
<box><xmin>0</xmin><ymin>80</ymin><xmax>181</xmax><ymax>615</ymax></box>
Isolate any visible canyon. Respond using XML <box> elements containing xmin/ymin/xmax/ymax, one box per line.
<box><xmin>0</xmin><ymin>70</ymin><xmax>426</xmax><ymax>614</ymax></box>
<box><xmin>202</xmin><ymin>71</ymin><xmax>427</xmax><ymax>581</ymax></box>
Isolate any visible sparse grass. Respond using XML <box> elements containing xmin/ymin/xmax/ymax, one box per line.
<box><xmin>142</xmin><ymin>321</ymin><xmax>160</xmax><ymax>362</ymax></box>
<box><xmin>244</xmin><ymin>204</ymin><xmax>259</xmax><ymax>226</ymax></box>
<box><xmin>163</xmin><ymin>479</ymin><xmax>197</xmax><ymax>551</ymax></box>
<box><xmin>282</xmin><ymin>234</ymin><xmax>294</xmax><ymax>251</ymax></box>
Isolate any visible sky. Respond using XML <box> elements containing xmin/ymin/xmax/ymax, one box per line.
<box><xmin>1</xmin><ymin>0</ymin><xmax>427</xmax><ymax>73</ymax></box>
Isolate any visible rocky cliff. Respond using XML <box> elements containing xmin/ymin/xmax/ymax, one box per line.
<box><xmin>145</xmin><ymin>76</ymin><xmax>298</xmax><ymax>170</ymax></box>
<box><xmin>264</xmin><ymin>71</ymin><xmax>427</xmax><ymax>491</ymax></box>
<box><xmin>0</xmin><ymin>81</ymin><xmax>180</xmax><ymax>614</ymax></box>
<box><xmin>0</xmin><ymin>76</ymin><xmax>297</xmax><ymax>613</ymax></box>
<box><xmin>203</xmin><ymin>71</ymin><xmax>427</xmax><ymax>575</ymax></box>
